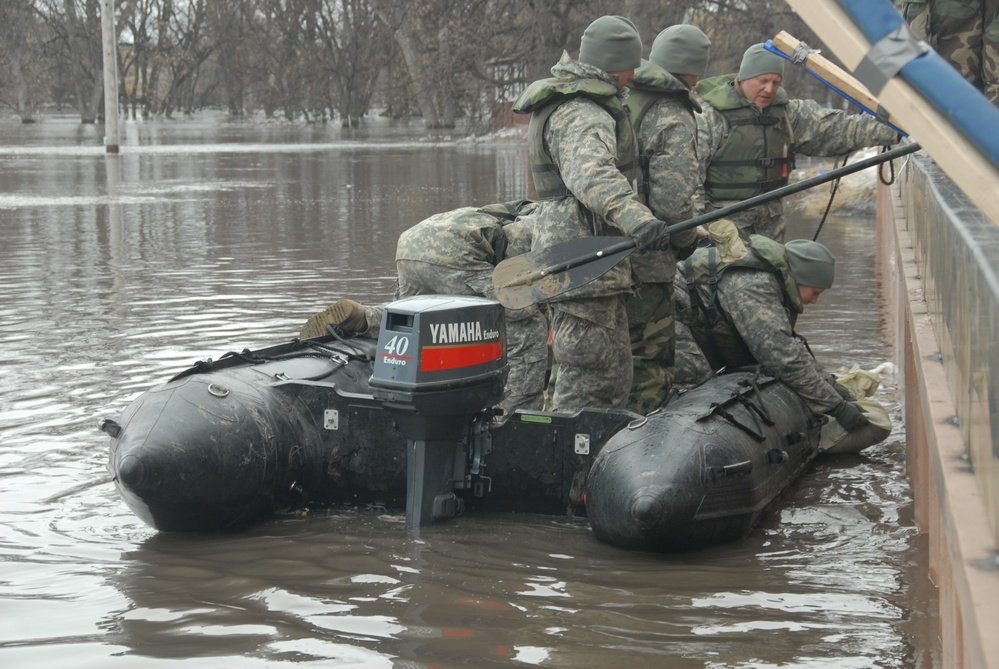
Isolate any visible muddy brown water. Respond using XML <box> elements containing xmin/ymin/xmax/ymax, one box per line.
<box><xmin>0</xmin><ymin>114</ymin><xmax>939</xmax><ymax>668</ymax></box>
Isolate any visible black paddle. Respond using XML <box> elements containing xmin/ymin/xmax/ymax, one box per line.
<box><xmin>493</xmin><ymin>141</ymin><xmax>920</xmax><ymax>309</ymax></box>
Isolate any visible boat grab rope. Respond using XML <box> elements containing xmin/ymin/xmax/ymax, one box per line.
<box><xmin>312</xmin><ymin>327</ymin><xmax>376</xmax><ymax>362</ymax></box>
<box><xmin>706</xmin><ymin>402</ymin><xmax>767</xmax><ymax>442</ymax></box>
<box><xmin>735</xmin><ymin>369</ymin><xmax>776</xmax><ymax>426</ymax></box>
<box><xmin>704</xmin><ymin>368</ymin><xmax>775</xmax><ymax>442</ymax></box>
<box><xmin>300</xmin><ymin>336</ymin><xmax>374</xmax><ymax>363</ymax></box>
<box><xmin>217</xmin><ymin>347</ymin><xmax>353</xmax><ymax>382</ymax></box>
<box><xmin>172</xmin><ymin>336</ymin><xmax>374</xmax><ymax>381</ymax></box>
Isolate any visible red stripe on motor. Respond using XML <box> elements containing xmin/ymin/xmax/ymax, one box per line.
<box><xmin>420</xmin><ymin>341</ymin><xmax>503</xmax><ymax>372</ymax></box>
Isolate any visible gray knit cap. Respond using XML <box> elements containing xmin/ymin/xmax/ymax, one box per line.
<box><xmin>579</xmin><ymin>15</ymin><xmax>643</xmax><ymax>73</ymax></box>
<box><xmin>649</xmin><ymin>24</ymin><xmax>711</xmax><ymax>77</ymax></box>
<box><xmin>785</xmin><ymin>239</ymin><xmax>835</xmax><ymax>289</ymax></box>
<box><xmin>738</xmin><ymin>43</ymin><xmax>785</xmax><ymax>81</ymax></box>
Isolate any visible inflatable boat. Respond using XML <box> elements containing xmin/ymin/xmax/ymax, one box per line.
<box><xmin>100</xmin><ymin>295</ymin><xmax>829</xmax><ymax>551</ymax></box>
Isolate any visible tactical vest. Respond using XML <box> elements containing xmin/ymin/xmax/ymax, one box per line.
<box><xmin>679</xmin><ymin>235</ymin><xmax>803</xmax><ymax>370</ymax></box>
<box><xmin>626</xmin><ymin>85</ymin><xmax>694</xmax><ymax>206</ymax></box>
<box><xmin>514</xmin><ymin>77</ymin><xmax>638</xmax><ymax>200</ymax></box>
<box><xmin>698</xmin><ymin>75</ymin><xmax>796</xmax><ymax>201</ymax></box>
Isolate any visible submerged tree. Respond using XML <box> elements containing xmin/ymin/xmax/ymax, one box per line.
<box><xmin>313</xmin><ymin>0</ymin><xmax>392</xmax><ymax>127</ymax></box>
<box><xmin>2</xmin><ymin>0</ymin><xmax>843</xmax><ymax>127</ymax></box>
<box><xmin>0</xmin><ymin>0</ymin><xmax>50</xmax><ymax>122</ymax></box>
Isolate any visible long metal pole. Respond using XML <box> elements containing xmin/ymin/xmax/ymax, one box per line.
<box><xmin>101</xmin><ymin>0</ymin><xmax>120</xmax><ymax>153</ymax></box>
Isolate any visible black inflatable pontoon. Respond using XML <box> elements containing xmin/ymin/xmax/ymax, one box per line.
<box><xmin>101</xmin><ymin>295</ymin><xmax>823</xmax><ymax>551</ymax></box>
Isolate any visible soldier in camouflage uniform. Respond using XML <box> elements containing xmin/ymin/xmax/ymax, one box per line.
<box><xmin>696</xmin><ymin>43</ymin><xmax>900</xmax><ymax>242</ymax></box>
<box><xmin>674</xmin><ymin>235</ymin><xmax>870</xmax><ymax>433</ymax></box>
<box><xmin>625</xmin><ymin>24</ymin><xmax>710</xmax><ymax>414</ymax></box>
<box><xmin>895</xmin><ymin>0</ymin><xmax>999</xmax><ymax>105</ymax></box>
<box><xmin>300</xmin><ymin>201</ymin><xmax>549</xmax><ymax>414</ymax></box>
<box><xmin>511</xmin><ymin>16</ymin><xmax>672</xmax><ymax>413</ymax></box>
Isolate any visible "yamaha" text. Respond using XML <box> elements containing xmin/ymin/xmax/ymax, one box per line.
<box><xmin>429</xmin><ymin>321</ymin><xmax>493</xmax><ymax>344</ymax></box>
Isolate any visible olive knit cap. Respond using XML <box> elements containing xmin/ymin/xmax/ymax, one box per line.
<box><xmin>738</xmin><ymin>42</ymin><xmax>785</xmax><ymax>81</ymax></box>
<box><xmin>785</xmin><ymin>239</ymin><xmax>835</xmax><ymax>289</ymax></box>
<box><xmin>579</xmin><ymin>15</ymin><xmax>643</xmax><ymax>73</ymax></box>
<box><xmin>649</xmin><ymin>24</ymin><xmax>711</xmax><ymax>77</ymax></box>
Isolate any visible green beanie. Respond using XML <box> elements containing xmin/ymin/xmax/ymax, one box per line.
<box><xmin>785</xmin><ymin>239</ymin><xmax>835</xmax><ymax>289</ymax></box>
<box><xmin>649</xmin><ymin>24</ymin><xmax>711</xmax><ymax>77</ymax></box>
<box><xmin>579</xmin><ymin>15</ymin><xmax>643</xmax><ymax>73</ymax></box>
<box><xmin>738</xmin><ymin>43</ymin><xmax>785</xmax><ymax>81</ymax></box>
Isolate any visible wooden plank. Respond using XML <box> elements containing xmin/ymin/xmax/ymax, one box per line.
<box><xmin>781</xmin><ymin>0</ymin><xmax>999</xmax><ymax>228</ymax></box>
<box><xmin>771</xmin><ymin>31</ymin><xmax>908</xmax><ymax>135</ymax></box>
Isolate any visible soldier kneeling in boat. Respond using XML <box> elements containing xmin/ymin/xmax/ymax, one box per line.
<box><xmin>674</xmin><ymin>235</ymin><xmax>890</xmax><ymax>451</ymax></box>
<box><xmin>299</xmin><ymin>201</ymin><xmax>549</xmax><ymax>414</ymax></box>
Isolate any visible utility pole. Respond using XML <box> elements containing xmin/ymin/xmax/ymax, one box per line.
<box><xmin>101</xmin><ymin>0</ymin><xmax>120</xmax><ymax>153</ymax></box>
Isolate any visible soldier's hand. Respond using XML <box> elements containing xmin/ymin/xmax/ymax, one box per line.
<box><xmin>831</xmin><ymin>381</ymin><xmax>854</xmax><ymax>401</ymax></box>
<box><xmin>829</xmin><ymin>401</ymin><xmax>870</xmax><ymax>432</ymax></box>
<box><xmin>631</xmin><ymin>220</ymin><xmax>670</xmax><ymax>251</ymax></box>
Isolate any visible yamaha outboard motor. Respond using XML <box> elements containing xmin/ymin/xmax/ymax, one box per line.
<box><xmin>368</xmin><ymin>295</ymin><xmax>507</xmax><ymax>528</ymax></box>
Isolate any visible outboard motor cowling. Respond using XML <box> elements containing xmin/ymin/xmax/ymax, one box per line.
<box><xmin>369</xmin><ymin>295</ymin><xmax>507</xmax><ymax>528</ymax></box>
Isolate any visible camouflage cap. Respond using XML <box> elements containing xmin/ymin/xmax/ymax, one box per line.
<box><xmin>738</xmin><ymin>43</ymin><xmax>785</xmax><ymax>81</ymax></box>
<box><xmin>579</xmin><ymin>15</ymin><xmax>643</xmax><ymax>73</ymax></box>
<box><xmin>785</xmin><ymin>239</ymin><xmax>835</xmax><ymax>289</ymax></box>
<box><xmin>650</xmin><ymin>24</ymin><xmax>711</xmax><ymax>78</ymax></box>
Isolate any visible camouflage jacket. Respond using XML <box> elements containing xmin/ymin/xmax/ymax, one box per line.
<box><xmin>628</xmin><ymin>59</ymin><xmax>702</xmax><ymax>284</ymax></box>
<box><xmin>675</xmin><ymin>238</ymin><xmax>843</xmax><ymax>414</ymax></box>
<box><xmin>395</xmin><ymin>201</ymin><xmax>538</xmax><ymax>270</ymax></box>
<box><xmin>695</xmin><ymin>74</ymin><xmax>899</xmax><ymax>238</ymax></box>
<box><xmin>895</xmin><ymin>0</ymin><xmax>999</xmax><ymax>103</ymax></box>
<box><xmin>512</xmin><ymin>53</ymin><xmax>659</xmax><ymax>300</ymax></box>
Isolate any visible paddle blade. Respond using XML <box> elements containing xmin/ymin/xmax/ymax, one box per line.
<box><xmin>493</xmin><ymin>236</ymin><xmax>636</xmax><ymax>309</ymax></box>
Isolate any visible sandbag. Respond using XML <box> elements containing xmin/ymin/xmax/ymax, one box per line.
<box><xmin>697</xmin><ymin>218</ymin><xmax>748</xmax><ymax>262</ymax></box>
<box><xmin>819</xmin><ymin>398</ymin><xmax>892</xmax><ymax>454</ymax></box>
<box><xmin>819</xmin><ymin>364</ymin><xmax>893</xmax><ymax>454</ymax></box>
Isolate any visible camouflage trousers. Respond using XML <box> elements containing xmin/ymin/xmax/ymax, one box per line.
<box><xmin>395</xmin><ymin>260</ymin><xmax>549</xmax><ymax>413</ymax></box>
<box><xmin>548</xmin><ymin>294</ymin><xmax>632</xmax><ymax>413</ymax></box>
<box><xmin>673</xmin><ymin>319</ymin><xmax>714</xmax><ymax>386</ymax></box>
<box><xmin>626</xmin><ymin>281</ymin><xmax>677</xmax><ymax>415</ymax></box>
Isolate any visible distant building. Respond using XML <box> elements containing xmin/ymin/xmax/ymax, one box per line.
<box><xmin>489</xmin><ymin>57</ymin><xmax>529</xmax><ymax>132</ymax></box>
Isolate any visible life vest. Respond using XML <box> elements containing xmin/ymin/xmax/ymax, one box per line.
<box><xmin>679</xmin><ymin>235</ymin><xmax>803</xmax><ymax>370</ymax></box>
<box><xmin>514</xmin><ymin>77</ymin><xmax>638</xmax><ymax>200</ymax></box>
<box><xmin>697</xmin><ymin>74</ymin><xmax>796</xmax><ymax>201</ymax></box>
<box><xmin>627</xmin><ymin>64</ymin><xmax>698</xmax><ymax>206</ymax></box>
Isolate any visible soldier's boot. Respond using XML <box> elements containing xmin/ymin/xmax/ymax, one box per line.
<box><xmin>299</xmin><ymin>299</ymin><xmax>367</xmax><ymax>339</ymax></box>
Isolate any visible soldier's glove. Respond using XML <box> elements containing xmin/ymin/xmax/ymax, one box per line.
<box><xmin>631</xmin><ymin>219</ymin><xmax>670</xmax><ymax>251</ymax></box>
<box><xmin>832</xmin><ymin>381</ymin><xmax>854</xmax><ymax>401</ymax></box>
<box><xmin>828</xmin><ymin>400</ymin><xmax>870</xmax><ymax>432</ymax></box>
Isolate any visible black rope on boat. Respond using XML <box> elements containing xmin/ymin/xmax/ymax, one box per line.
<box><xmin>219</xmin><ymin>348</ymin><xmax>272</xmax><ymax>365</ymax></box>
<box><xmin>736</xmin><ymin>368</ymin><xmax>775</xmax><ymax>426</ymax></box>
<box><xmin>303</xmin><ymin>336</ymin><xmax>374</xmax><ymax>363</ymax></box>
<box><xmin>736</xmin><ymin>394</ymin><xmax>775</xmax><ymax>429</ymax></box>
<box><xmin>707</xmin><ymin>403</ymin><xmax>767</xmax><ymax>442</ymax></box>
<box><xmin>193</xmin><ymin>358</ymin><xmax>215</xmax><ymax>372</ymax></box>
<box><xmin>652</xmin><ymin>385</ymin><xmax>682</xmax><ymax>412</ymax></box>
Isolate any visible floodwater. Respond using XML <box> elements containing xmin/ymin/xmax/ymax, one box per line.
<box><xmin>0</xmin><ymin>114</ymin><xmax>940</xmax><ymax>668</ymax></box>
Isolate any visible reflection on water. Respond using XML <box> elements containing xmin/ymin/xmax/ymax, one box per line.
<box><xmin>0</xmin><ymin>115</ymin><xmax>938</xmax><ymax>668</ymax></box>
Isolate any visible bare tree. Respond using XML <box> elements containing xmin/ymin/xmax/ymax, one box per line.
<box><xmin>0</xmin><ymin>0</ymin><xmax>49</xmax><ymax>122</ymax></box>
<box><xmin>204</xmin><ymin>0</ymin><xmax>256</xmax><ymax>118</ymax></box>
<box><xmin>1</xmin><ymin>0</ymin><xmax>847</xmax><ymax>127</ymax></box>
<box><xmin>36</xmin><ymin>0</ymin><xmax>105</xmax><ymax>122</ymax></box>
<box><xmin>313</xmin><ymin>0</ymin><xmax>392</xmax><ymax>126</ymax></box>
<box><xmin>367</xmin><ymin>0</ymin><xmax>451</xmax><ymax>128</ymax></box>
<box><xmin>157</xmin><ymin>0</ymin><xmax>215</xmax><ymax>116</ymax></box>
